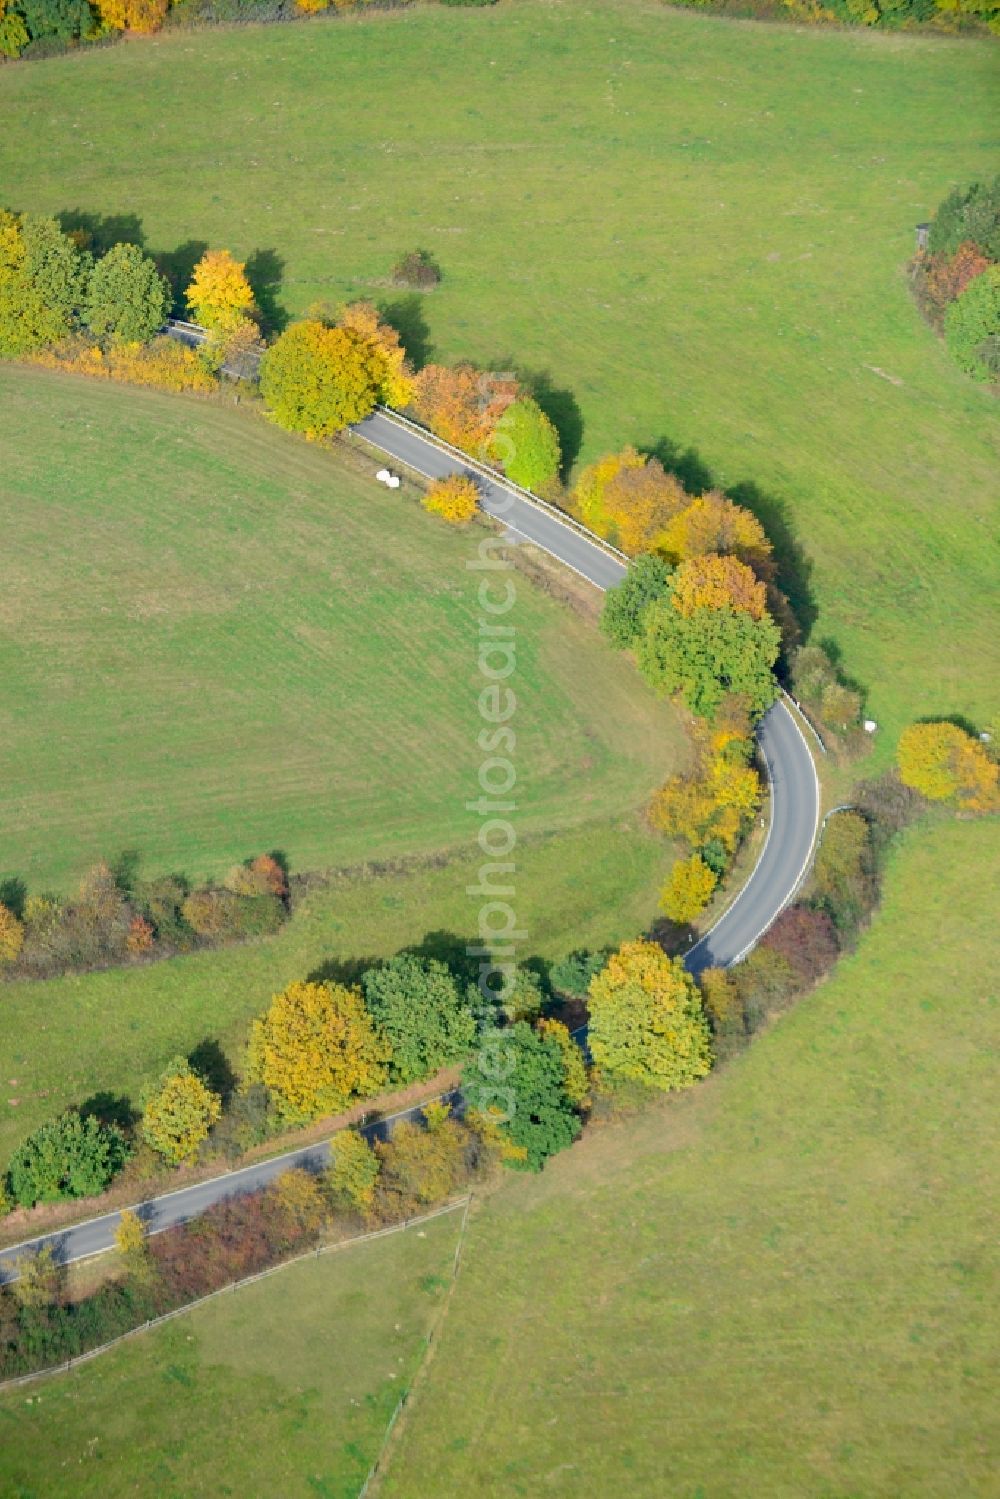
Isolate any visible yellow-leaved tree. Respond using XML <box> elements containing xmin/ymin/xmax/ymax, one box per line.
<box><xmin>659</xmin><ymin>491</ymin><xmax>775</xmax><ymax>580</ymax></box>
<box><xmin>897</xmin><ymin>721</ymin><xmax>999</xmax><ymax>811</ymax></box>
<box><xmin>571</xmin><ymin>446</ymin><xmax>645</xmax><ymax>535</ymax></box>
<box><xmin>338</xmin><ymin>301</ymin><xmax>415</xmax><ymax>407</ymax></box>
<box><xmin>141</xmin><ymin>1058</ymin><xmax>222</xmax><ymax>1165</ymax></box>
<box><xmin>422</xmin><ymin>474</ymin><xmax>479</xmax><ymax>525</ymax></box>
<box><xmin>247</xmin><ymin>979</ymin><xmax>390</xmax><ymax>1123</ymax></box>
<box><xmin>587</xmin><ymin>940</ymin><xmax>712</xmax><ymax>1092</ymax></box>
<box><xmin>186</xmin><ymin>249</ymin><xmax>257</xmax><ymax>333</ymax></box>
<box><xmin>537</xmin><ymin>1017</ymin><xmax>590</xmax><ymax>1108</ymax></box>
<box><xmin>672</xmin><ymin>553</ymin><xmax>768</xmax><ymax>620</ymax></box>
<box><xmin>325</xmin><ymin>1128</ymin><xmax>381</xmax><ymax>1215</ymax></box>
<box><xmin>0</xmin><ymin>902</ymin><xmax>24</xmax><ymax>964</ymax></box>
<box><xmin>659</xmin><ymin>853</ymin><xmax>718</xmax><ymax>923</ymax></box>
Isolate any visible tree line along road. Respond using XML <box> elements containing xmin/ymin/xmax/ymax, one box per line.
<box><xmin>0</xmin><ymin>402</ymin><xmax>820</xmax><ymax>1283</ymax></box>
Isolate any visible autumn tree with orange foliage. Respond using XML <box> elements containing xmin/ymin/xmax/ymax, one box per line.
<box><xmin>246</xmin><ymin>979</ymin><xmax>390</xmax><ymax>1123</ymax></box>
<box><xmin>412</xmin><ymin>362</ymin><xmax>518</xmax><ymax>455</ymax></box>
<box><xmin>658</xmin><ymin>491</ymin><xmax>774</xmax><ymax>580</ymax></box>
<box><xmin>571</xmin><ymin>445</ymin><xmax>645</xmax><ymax>535</ymax></box>
<box><xmin>671</xmin><ymin>554</ymin><xmax>767</xmax><ymax>620</ymax></box>
<box><xmin>94</xmin><ymin>0</ymin><xmax>167</xmax><ymax>31</ymax></box>
<box><xmin>602</xmin><ymin>457</ymin><xmax>688</xmax><ymax>554</ymax></box>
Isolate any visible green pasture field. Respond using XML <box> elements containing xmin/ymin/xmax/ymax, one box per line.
<box><xmin>1</xmin><ymin>0</ymin><xmax>996</xmax><ymax>741</ymax></box>
<box><xmin>0</xmin><ymin>364</ymin><xmax>682</xmax><ymax>896</ymax></box>
<box><xmin>0</xmin><ymin>1208</ymin><xmax>465</xmax><ymax>1498</ymax></box>
<box><xmin>0</xmin><ymin>814</ymin><xmax>672</xmax><ymax>1163</ymax></box>
<box><xmin>378</xmin><ymin>817</ymin><xmax>999</xmax><ymax>1496</ymax></box>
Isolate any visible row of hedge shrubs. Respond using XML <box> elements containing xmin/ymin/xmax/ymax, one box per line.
<box><xmin>0</xmin><ymin>0</ymin><xmax>494</xmax><ymax>64</ymax></box>
<box><xmin>0</xmin><ymin>852</ymin><xmax>289</xmax><ymax>981</ymax></box>
<box><xmin>910</xmin><ymin>178</ymin><xmax>1000</xmax><ymax>385</ymax></box>
<box><xmin>669</xmin><ymin>0</ymin><xmax>996</xmax><ymax>33</ymax></box>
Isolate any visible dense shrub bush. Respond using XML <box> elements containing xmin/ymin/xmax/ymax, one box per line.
<box><xmin>422</xmin><ymin>474</ymin><xmax>479</xmax><ymax>525</ymax></box>
<box><xmin>392</xmin><ymin>249</ymin><xmax>441</xmax><ymax>288</ymax></box>
<box><xmin>928</xmin><ymin>177</ymin><xmax>1000</xmax><ymax>261</ymax></box>
<box><xmin>7</xmin><ymin>1111</ymin><xmax>130</xmax><ymax>1208</ymax></box>
<box><xmin>944</xmin><ymin>265</ymin><xmax>1000</xmax><ymax>382</ymax></box>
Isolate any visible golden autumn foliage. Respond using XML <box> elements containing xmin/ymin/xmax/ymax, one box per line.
<box><xmin>141</xmin><ymin>1060</ymin><xmax>222</xmax><ymax>1165</ymax></box>
<box><xmin>186</xmin><ymin>249</ymin><xmax>257</xmax><ymax>333</ymax></box>
<box><xmin>658</xmin><ymin>491</ymin><xmax>775</xmax><ymax>581</ymax></box>
<box><xmin>269</xmin><ymin>1168</ymin><xmax>327</xmax><ymax>1234</ymax></box>
<box><xmin>338</xmin><ymin>300</ymin><xmax>415</xmax><ymax>407</ymax></box>
<box><xmin>412</xmin><ymin>362</ymin><xmax>519</xmax><ymax>455</ymax></box>
<box><xmin>659</xmin><ymin>853</ymin><xmax>718</xmax><ymax>923</ymax></box>
<box><xmin>247</xmin><ymin>979</ymin><xmax>390</xmax><ymax>1123</ymax></box>
<box><xmin>260</xmin><ymin>319</ymin><xmax>380</xmax><ymax>438</ymax></box>
<box><xmin>95</xmin><ymin>0</ymin><xmax>168</xmax><ymax>30</ymax></box>
<box><xmin>672</xmin><ymin>553</ymin><xmax>768</xmax><ymax>620</ymax></box>
<box><xmin>30</xmin><ymin>334</ymin><xmax>216</xmax><ymax>393</ymax></box>
<box><xmin>572</xmin><ymin>446</ymin><xmax>645</xmax><ymax>533</ymax></box>
<box><xmin>897</xmin><ymin>721</ymin><xmax>999</xmax><ymax>810</ymax></box>
<box><xmin>0</xmin><ymin>903</ymin><xmax>24</xmax><ymax>964</ymax></box>
<box><xmin>537</xmin><ymin>1018</ymin><xmax>590</xmax><ymax>1108</ymax></box>
<box><xmin>587</xmin><ymin>940</ymin><xmax>712</xmax><ymax>1092</ymax></box>
<box><xmin>114</xmin><ymin>1208</ymin><xmax>146</xmax><ymax>1259</ymax></box>
<box><xmin>648</xmin><ymin>712</ymin><xmax>761</xmax><ymax>856</ymax></box>
<box><xmin>603</xmin><ymin>458</ymin><xmax>689</xmax><ymax>554</ymax></box>
<box><xmin>326</xmin><ymin>1128</ymin><xmax>381</xmax><ymax>1214</ymax></box>
<box><xmin>422</xmin><ymin>474</ymin><xmax>479</xmax><ymax>526</ymax></box>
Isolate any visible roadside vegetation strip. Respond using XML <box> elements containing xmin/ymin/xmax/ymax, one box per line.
<box><xmin>0</xmin><ymin>1207</ymin><xmax>469</xmax><ymax>1499</ymax></box>
<box><xmin>0</xmin><ymin>1198</ymin><xmax>469</xmax><ymax>1392</ymax></box>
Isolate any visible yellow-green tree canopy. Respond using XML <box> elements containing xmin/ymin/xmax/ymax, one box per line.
<box><xmin>588</xmin><ymin>939</ymin><xmax>712</xmax><ymax>1092</ymax></box>
<box><xmin>897</xmin><ymin>721</ymin><xmax>999</xmax><ymax>811</ymax></box>
<box><xmin>247</xmin><ymin>979</ymin><xmax>390</xmax><ymax>1123</ymax></box>
<box><xmin>141</xmin><ymin>1058</ymin><xmax>222</xmax><ymax>1165</ymax></box>
<box><xmin>260</xmin><ymin>320</ymin><xmax>381</xmax><ymax>439</ymax></box>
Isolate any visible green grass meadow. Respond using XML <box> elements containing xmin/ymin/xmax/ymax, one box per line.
<box><xmin>0</xmin><ymin>1208</ymin><xmax>465</xmax><ymax>1498</ymax></box>
<box><xmin>1</xmin><ymin>0</ymin><xmax>997</xmax><ymax>740</ymax></box>
<box><xmin>378</xmin><ymin>816</ymin><xmax>999</xmax><ymax>1497</ymax></box>
<box><xmin>0</xmin><ymin>365</ymin><xmax>682</xmax><ymax>894</ymax></box>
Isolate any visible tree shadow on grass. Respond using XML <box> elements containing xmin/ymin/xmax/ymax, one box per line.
<box><xmin>155</xmin><ymin>239</ymin><xmax>209</xmax><ymax>317</ymax></box>
<box><xmin>379</xmin><ymin>293</ymin><xmax>434</xmax><ymax>370</ymax></box>
<box><xmin>245</xmin><ymin>247</ymin><xmax>288</xmax><ymax>336</ymax></box>
<box><xmin>519</xmin><ymin>368</ymin><xmax>584</xmax><ymax>475</ymax></box>
<box><xmin>79</xmin><ymin>1090</ymin><xmax>139</xmax><ymax>1133</ymax></box>
<box><xmin>188</xmin><ymin>1040</ymin><xmax>237</xmax><ymax>1105</ymax></box>
<box><xmin>57</xmin><ymin>208</ymin><xmax>146</xmax><ymax>254</ymax></box>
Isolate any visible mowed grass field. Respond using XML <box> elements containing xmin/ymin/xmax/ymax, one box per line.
<box><xmin>0</xmin><ymin>1208</ymin><xmax>465</xmax><ymax>1498</ymax></box>
<box><xmin>0</xmin><ymin>365</ymin><xmax>683</xmax><ymax>894</ymax></box>
<box><xmin>375</xmin><ymin>818</ymin><xmax>999</xmax><ymax>1497</ymax></box>
<box><xmin>2</xmin><ymin>0</ymin><xmax>997</xmax><ymax>740</ymax></box>
<box><xmin>0</xmin><ymin>817</ymin><xmax>671</xmax><ymax>1164</ymax></box>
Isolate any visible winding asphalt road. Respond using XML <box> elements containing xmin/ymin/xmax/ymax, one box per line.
<box><xmin>0</xmin><ymin>399</ymin><xmax>819</xmax><ymax>1284</ymax></box>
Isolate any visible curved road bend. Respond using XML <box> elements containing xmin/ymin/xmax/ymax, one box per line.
<box><xmin>0</xmin><ymin>411</ymin><xmax>819</xmax><ymax>1283</ymax></box>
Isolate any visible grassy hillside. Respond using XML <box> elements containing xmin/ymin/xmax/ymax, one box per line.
<box><xmin>0</xmin><ymin>817</ymin><xmax>670</xmax><ymax>1163</ymax></box>
<box><xmin>1</xmin><ymin>0</ymin><xmax>996</xmax><ymax>740</ymax></box>
<box><xmin>0</xmin><ymin>1209</ymin><xmax>465</xmax><ymax>1498</ymax></box>
<box><xmin>0</xmin><ymin>365</ymin><xmax>682</xmax><ymax>894</ymax></box>
<box><xmin>376</xmin><ymin>817</ymin><xmax>999</xmax><ymax>1496</ymax></box>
